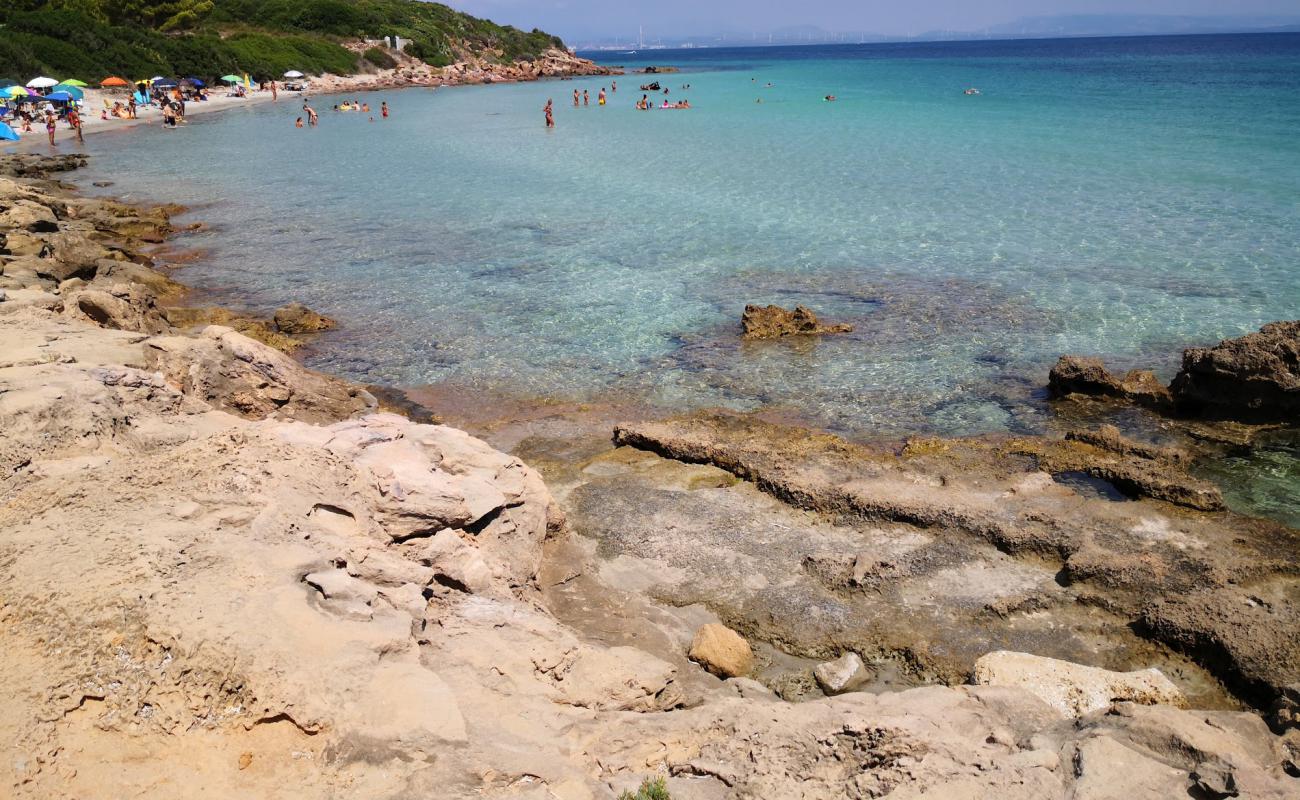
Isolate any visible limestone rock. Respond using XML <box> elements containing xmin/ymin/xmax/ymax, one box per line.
<box><xmin>35</xmin><ymin>231</ymin><xmax>112</xmax><ymax>282</ymax></box>
<box><xmin>65</xmin><ymin>284</ymin><xmax>171</xmax><ymax>335</ymax></box>
<box><xmin>814</xmin><ymin>651</ymin><xmax>870</xmax><ymax>695</ymax></box>
<box><xmin>144</xmin><ymin>325</ymin><xmax>376</xmax><ymax>424</ymax></box>
<box><xmin>972</xmin><ymin>651</ymin><xmax>1185</xmax><ymax>718</ymax></box>
<box><xmin>1070</xmin><ymin>735</ymin><xmax>1189</xmax><ymax>800</ymax></box>
<box><xmin>273</xmin><ymin>302</ymin><xmax>337</xmax><ymax>334</ymax></box>
<box><xmin>1171</xmin><ymin>321</ymin><xmax>1300</xmax><ymax>422</ymax></box>
<box><xmin>740</xmin><ymin>304</ymin><xmax>853</xmax><ymax>339</ymax></box>
<box><xmin>0</xmin><ymin>199</ymin><xmax>59</xmax><ymax>232</ymax></box>
<box><xmin>689</xmin><ymin>623</ymin><xmax>754</xmax><ymax>678</ymax></box>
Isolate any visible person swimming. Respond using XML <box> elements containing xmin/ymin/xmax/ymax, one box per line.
<box><xmin>824</xmin><ymin>95</ymin><xmax>837</xmax><ymax>101</ymax></box>
<box><xmin>295</xmin><ymin>117</ymin><xmax>304</xmax><ymax>127</ymax></box>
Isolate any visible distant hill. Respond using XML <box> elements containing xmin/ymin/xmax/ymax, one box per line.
<box><xmin>0</xmin><ymin>0</ymin><xmax>566</xmax><ymax>82</ymax></box>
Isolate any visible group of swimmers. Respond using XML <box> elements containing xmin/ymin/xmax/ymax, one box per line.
<box><xmin>296</xmin><ymin>100</ymin><xmax>389</xmax><ymax>127</ymax></box>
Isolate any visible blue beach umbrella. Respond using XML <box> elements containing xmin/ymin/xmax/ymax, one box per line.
<box><xmin>153</xmin><ymin>78</ymin><xmax>179</xmax><ymax>88</ymax></box>
<box><xmin>52</xmin><ymin>84</ymin><xmax>85</xmax><ymax>100</ymax></box>
<box><xmin>45</xmin><ymin>91</ymin><xmax>75</xmax><ymax>102</ymax></box>
<box><xmin>0</xmin><ymin>122</ymin><xmax>19</xmax><ymax>142</ymax></box>
<box><xmin>184</xmin><ymin>77</ymin><xmax>206</xmax><ymax>87</ymax></box>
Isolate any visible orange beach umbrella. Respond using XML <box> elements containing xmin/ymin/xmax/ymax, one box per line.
<box><xmin>100</xmin><ymin>76</ymin><xmax>129</xmax><ymax>87</ymax></box>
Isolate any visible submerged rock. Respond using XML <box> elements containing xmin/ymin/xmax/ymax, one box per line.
<box><xmin>740</xmin><ymin>303</ymin><xmax>853</xmax><ymax>339</ymax></box>
<box><xmin>273</xmin><ymin>302</ymin><xmax>337</xmax><ymax>334</ymax></box>
<box><xmin>689</xmin><ymin>623</ymin><xmax>754</xmax><ymax>678</ymax></box>
<box><xmin>1171</xmin><ymin>321</ymin><xmax>1300</xmax><ymax>422</ymax></box>
<box><xmin>972</xmin><ymin>651</ymin><xmax>1185</xmax><ymax>718</ymax></box>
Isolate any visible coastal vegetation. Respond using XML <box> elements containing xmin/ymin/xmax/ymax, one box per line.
<box><xmin>0</xmin><ymin>0</ymin><xmax>566</xmax><ymax>80</ymax></box>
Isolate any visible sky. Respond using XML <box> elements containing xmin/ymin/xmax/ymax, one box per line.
<box><xmin>446</xmin><ymin>0</ymin><xmax>1300</xmax><ymax>40</ymax></box>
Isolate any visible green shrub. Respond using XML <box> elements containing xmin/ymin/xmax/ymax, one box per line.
<box><xmin>617</xmin><ymin>777</ymin><xmax>671</xmax><ymax>800</ymax></box>
<box><xmin>362</xmin><ymin>46</ymin><xmax>395</xmax><ymax>69</ymax></box>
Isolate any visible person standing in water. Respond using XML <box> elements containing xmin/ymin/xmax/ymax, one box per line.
<box><xmin>381</xmin><ymin>101</ymin><xmax>389</xmax><ymax>119</ymax></box>
<box><xmin>544</xmin><ymin>98</ymin><xmax>554</xmax><ymax>128</ymax></box>
<box><xmin>66</xmin><ymin>106</ymin><xmax>83</xmax><ymax>144</ymax></box>
<box><xmin>611</xmin><ymin>80</ymin><xmax>617</xmax><ymax>92</ymax></box>
<box><xmin>598</xmin><ymin>88</ymin><xmax>606</xmax><ymax>106</ymax></box>
<box><xmin>270</xmin><ymin>80</ymin><xmax>278</xmax><ymax>101</ymax></box>
<box><xmin>573</xmin><ymin>89</ymin><xmax>579</xmax><ymax>107</ymax></box>
<box><xmin>303</xmin><ymin>104</ymin><xmax>318</xmax><ymax>125</ymax></box>
<box><xmin>582</xmin><ymin>89</ymin><xmax>589</xmax><ymax>106</ymax></box>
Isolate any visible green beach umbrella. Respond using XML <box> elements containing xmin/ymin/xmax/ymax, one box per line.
<box><xmin>221</xmin><ymin>75</ymin><xmax>243</xmax><ymax>83</ymax></box>
<box><xmin>59</xmin><ymin>79</ymin><xmax>88</xmax><ymax>87</ymax></box>
<box><xmin>52</xmin><ymin>84</ymin><xmax>85</xmax><ymax>100</ymax></box>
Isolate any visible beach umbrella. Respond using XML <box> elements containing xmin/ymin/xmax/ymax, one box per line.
<box><xmin>221</xmin><ymin>75</ymin><xmax>242</xmax><ymax>83</ymax></box>
<box><xmin>100</xmin><ymin>76</ymin><xmax>129</xmax><ymax>87</ymax></box>
<box><xmin>59</xmin><ymin>79</ymin><xmax>88</xmax><ymax>87</ymax></box>
<box><xmin>183</xmin><ymin>77</ymin><xmax>206</xmax><ymax>87</ymax></box>
<box><xmin>45</xmin><ymin>91</ymin><xmax>74</xmax><ymax>103</ymax></box>
<box><xmin>26</xmin><ymin>76</ymin><xmax>58</xmax><ymax>88</ymax></box>
<box><xmin>52</xmin><ymin>84</ymin><xmax>85</xmax><ymax>100</ymax></box>
<box><xmin>0</xmin><ymin>122</ymin><xmax>19</xmax><ymax>142</ymax></box>
<box><xmin>283</xmin><ymin>70</ymin><xmax>304</xmax><ymax>79</ymax></box>
<box><xmin>153</xmin><ymin>78</ymin><xmax>179</xmax><ymax>88</ymax></box>
<box><xmin>5</xmin><ymin>86</ymin><xmax>35</xmax><ymax>98</ymax></box>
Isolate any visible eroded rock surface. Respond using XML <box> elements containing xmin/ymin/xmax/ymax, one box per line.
<box><xmin>609</xmin><ymin>411</ymin><xmax>1300</xmax><ymax>709</ymax></box>
<box><xmin>273</xmin><ymin>302</ymin><xmax>337</xmax><ymax>334</ymax></box>
<box><xmin>972</xmin><ymin>651</ymin><xmax>1185</xmax><ymax>718</ymax></box>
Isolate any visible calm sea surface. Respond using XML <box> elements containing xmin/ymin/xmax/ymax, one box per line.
<box><xmin>71</xmin><ymin>34</ymin><xmax>1300</xmax><ymax>514</ymax></box>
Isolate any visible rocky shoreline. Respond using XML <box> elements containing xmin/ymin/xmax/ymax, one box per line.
<box><xmin>2</xmin><ymin>153</ymin><xmax>1297</xmax><ymax>798</ymax></box>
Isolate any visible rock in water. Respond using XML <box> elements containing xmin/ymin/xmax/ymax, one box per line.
<box><xmin>740</xmin><ymin>304</ymin><xmax>853</xmax><ymax>339</ymax></box>
<box><xmin>972</xmin><ymin>651</ymin><xmax>1185</xmax><ymax>718</ymax></box>
<box><xmin>813</xmin><ymin>651</ymin><xmax>869</xmax><ymax>695</ymax></box>
<box><xmin>1171</xmin><ymin>320</ymin><xmax>1300</xmax><ymax>422</ymax></box>
<box><xmin>688</xmin><ymin>623</ymin><xmax>754</xmax><ymax>678</ymax></box>
<box><xmin>1047</xmin><ymin>356</ymin><xmax>1172</xmax><ymax>409</ymax></box>
<box><xmin>273</xmin><ymin>302</ymin><xmax>337</xmax><ymax>334</ymax></box>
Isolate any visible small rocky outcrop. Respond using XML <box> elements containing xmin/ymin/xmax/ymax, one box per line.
<box><xmin>1048</xmin><ymin>355</ymin><xmax>1172</xmax><ymax>409</ymax></box>
<box><xmin>689</xmin><ymin>623</ymin><xmax>754</xmax><ymax>677</ymax></box>
<box><xmin>144</xmin><ymin>325</ymin><xmax>377</xmax><ymax>424</ymax></box>
<box><xmin>741</xmin><ymin>303</ymin><xmax>854</xmax><ymax>339</ymax></box>
<box><xmin>274</xmin><ymin>302</ymin><xmax>337</xmax><ymax>334</ymax></box>
<box><xmin>1170</xmin><ymin>321</ymin><xmax>1300</xmax><ymax>422</ymax></box>
<box><xmin>972</xmin><ymin>650</ymin><xmax>1186</xmax><ymax>718</ymax></box>
<box><xmin>1050</xmin><ymin>321</ymin><xmax>1300</xmax><ymax>423</ymax></box>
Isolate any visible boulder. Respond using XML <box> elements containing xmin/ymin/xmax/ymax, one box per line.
<box><xmin>35</xmin><ymin>231</ymin><xmax>112</xmax><ymax>282</ymax></box>
<box><xmin>688</xmin><ymin>623</ymin><xmax>754</xmax><ymax>678</ymax></box>
<box><xmin>273</xmin><ymin>302</ymin><xmax>337</xmax><ymax>334</ymax></box>
<box><xmin>972</xmin><ymin>651</ymin><xmax>1185</xmax><ymax>718</ymax></box>
<box><xmin>813</xmin><ymin>651</ymin><xmax>870</xmax><ymax>695</ymax></box>
<box><xmin>65</xmin><ymin>284</ymin><xmax>170</xmax><ymax>335</ymax></box>
<box><xmin>740</xmin><ymin>304</ymin><xmax>853</xmax><ymax>339</ymax></box>
<box><xmin>0</xmin><ymin>199</ymin><xmax>59</xmax><ymax>232</ymax></box>
<box><xmin>144</xmin><ymin>325</ymin><xmax>377</xmax><ymax>424</ymax></box>
<box><xmin>1070</xmin><ymin>735</ymin><xmax>1190</xmax><ymax>800</ymax></box>
<box><xmin>1170</xmin><ymin>321</ymin><xmax>1300</xmax><ymax>422</ymax></box>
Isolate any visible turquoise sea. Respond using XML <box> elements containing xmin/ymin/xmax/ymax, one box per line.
<box><xmin>72</xmin><ymin>35</ymin><xmax>1298</xmax><ymax>453</ymax></box>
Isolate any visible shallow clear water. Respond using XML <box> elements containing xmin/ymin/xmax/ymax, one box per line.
<box><xmin>73</xmin><ymin>33</ymin><xmax>1300</xmax><ymax>438</ymax></box>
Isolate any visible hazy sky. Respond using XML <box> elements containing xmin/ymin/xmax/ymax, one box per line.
<box><xmin>448</xmin><ymin>0</ymin><xmax>1300</xmax><ymax>39</ymax></box>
